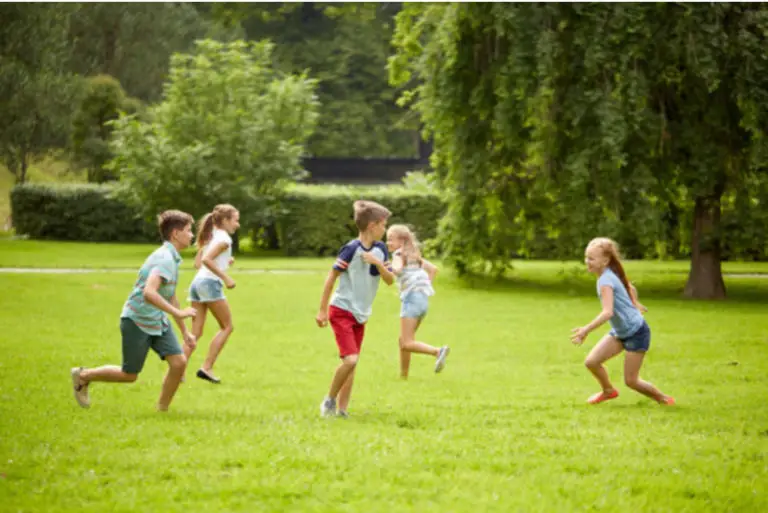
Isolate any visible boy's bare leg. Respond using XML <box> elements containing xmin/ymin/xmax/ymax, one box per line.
<box><xmin>157</xmin><ymin>354</ymin><xmax>187</xmax><ymax>411</ymax></box>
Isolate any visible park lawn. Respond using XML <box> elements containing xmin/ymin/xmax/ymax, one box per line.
<box><xmin>0</xmin><ymin>251</ymin><xmax>767</xmax><ymax>512</ymax></box>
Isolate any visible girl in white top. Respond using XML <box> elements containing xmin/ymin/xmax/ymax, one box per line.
<box><xmin>386</xmin><ymin>224</ymin><xmax>450</xmax><ymax>378</ymax></box>
<box><xmin>186</xmin><ymin>204</ymin><xmax>240</xmax><ymax>384</ymax></box>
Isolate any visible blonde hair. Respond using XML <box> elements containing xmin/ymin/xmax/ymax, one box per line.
<box><xmin>196</xmin><ymin>204</ymin><xmax>238</xmax><ymax>249</ymax></box>
<box><xmin>387</xmin><ymin>224</ymin><xmax>421</xmax><ymax>264</ymax></box>
<box><xmin>353</xmin><ymin>200</ymin><xmax>391</xmax><ymax>232</ymax></box>
<box><xmin>587</xmin><ymin>237</ymin><xmax>632</xmax><ymax>295</ymax></box>
<box><xmin>158</xmin><ymin>210</ymin><xmax>193</xmax><ymax>241</ymax></box>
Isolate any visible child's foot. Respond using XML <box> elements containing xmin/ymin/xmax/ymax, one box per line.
<box><xmin>587</xmin><ymin>389</ymin><xmax>619</xmax><ymax>405</ymax></box>
<box><xmin>659</xmin><ymin>395</ymin><xmax>675</xmax><ymax>405</ymax></box>
<box><xmin>336</xmin><ymin>410</ymin><xmax>349</xmax><ymax>419</ymax></box>
<box><xmin>434</xmin><ymin>346</ymin><xmax>451</xmax><ymax>373</ymax></box>
<box><xmin>196</xmin><ymin>369</ymin><xmax>221</xmax><ymax>384</ymax></box>
<box><xmin>320</xmin><ymin>397</ymin><xmax>336</xmax><ymax>417</ymax></box>
<box><xmin>70</xmin><ymin>367</ymin><xmax>90</xmax><ymax>408</ymax></box>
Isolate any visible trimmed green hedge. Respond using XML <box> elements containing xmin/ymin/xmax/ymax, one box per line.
<box><xmin>10</xmin><ymin>183</ymin><xmax>446</xmax><ymax>254</ymax></box>
<box><xmin>276</xmin><ymin>184</ymin><xmax>447</xmax><ymax>256</ymax></box>
<box><xmin>11</xmin><ymin>184</ymin><xmax>156</xmax><ymax>242</ymax></box>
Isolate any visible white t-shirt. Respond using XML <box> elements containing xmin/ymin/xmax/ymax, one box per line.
<box><xmin>195</xmin><ymin>228</ymin><xmax>232</xmax><ymax>282</ymax></box>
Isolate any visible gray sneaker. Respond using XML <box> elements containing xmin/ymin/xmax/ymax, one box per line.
<box><xmin>70</xmin><ymin>367</ymin><xmax>90</xmax><ymax>408</ymax></box>
<box><xmin>320</xmin><ymin>397</ymin><xmax>336</xmax><ymax>417</ymax></box>
<box><xmin>434</xmin><ymin>346</ymin><xmax>451</xmax><ymax>373</ymax></box>
<box><xmin>336</xmin><ymin>410</ymin><xmax>349</xmax><ymax>419</ymax></box>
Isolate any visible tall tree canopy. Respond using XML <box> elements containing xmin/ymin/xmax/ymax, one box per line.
<box><xmin>390</xmin><ymin>3</ymin><xmax>768</xmax><ymax>298</ymax></box>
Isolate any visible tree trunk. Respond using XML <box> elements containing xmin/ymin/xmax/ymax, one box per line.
<box><xmin>684</xmin><ymin>195</ymin><xmax>726</xmax><ymax>299</ymax></box>
<box><xmin>18</xmin><ymin>149</ymin><xmax>28</xmax><ymax>184</ymax></box>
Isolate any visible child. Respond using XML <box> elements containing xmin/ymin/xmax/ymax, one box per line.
<box><xmin>316</xmin><ymin>200</ymin><xmax>394</xmax><ymax>418</ymax></box>
<box><xmin>571</xmin><ymin>237</ymin><xmax>675</xmax><ymax>405</ymax></box>
<box><xmin>70</xmin><ymin>210</ymin><xmax>197</xmax><ymax>412</ymax></box>
<box><xmin>185</xmin><ymin>204</ymin><xmax>240</xmax><ymax>384</ymax></box>
<box><xmin>386</xmin><ymin>224</ymin><xmax>449</xmax><ymax>378</ymax></box>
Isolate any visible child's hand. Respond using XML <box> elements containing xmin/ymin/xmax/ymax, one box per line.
<box><xmin>224</xmin><ymin>277</ymin><xmax>236</xmax><ymax>289</ymax></box>
<box><xmin>179</xmin><ymin>307</ymin><xmax>197</xmax><ymax>319</ymax></box>
<box><xmin>637</xmin><ymin>302</ymin><xmax>648</xmax><ymax>313</ymax></box>
<box><xmin>316</xmin><ymin>310</ymin><xmax>329</xmax><ymax>328</ymax></box>
<box><xmin>183</xmin><ymin>332</ymin><xmax>197</xmax><ymax>350</ymax></box>
<box><xmin>570</xmin><ymin>326</ymin><xmax>589</xmax><ymax>345</ymax></box>
<box><xmin>228</xmin><ymin>257</ymin><xmax>235</xmax><ymax>267</ymax></box>
<box><xmin>361</xmin><ymin>252</ymin><xmax>381</xmax><ymax>266</ymax></box>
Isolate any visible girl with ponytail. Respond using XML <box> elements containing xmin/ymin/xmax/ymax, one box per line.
<box><xmin>571</xmin><ymin>237</ymin><xmax>674</xmax><ymax>405</ymax></box>
<box><xmin>186</xmin><ymin>204</ymin><xmax>240</xmax><ymax>384</ymax></box>
<box><xmin>386</xmin><ymin>224</ymin><xmax>450</xmax><ymax>378</ymax></box>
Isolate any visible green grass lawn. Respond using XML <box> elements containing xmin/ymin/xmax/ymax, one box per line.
<box><xmin>1</xmin><ymin>244</ymin><xmax>767</xmax><ymax>511</ymax></box>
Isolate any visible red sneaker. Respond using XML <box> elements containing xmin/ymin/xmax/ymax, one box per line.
<box><xmin>659</xmin><ymin>396</ymin><xmax>675</xmax><ymax>405</ymax></box>
<box><xmin>587</xmin><ymin>389</ymin><xmax>619</xmax><ymax>405</ymax></box>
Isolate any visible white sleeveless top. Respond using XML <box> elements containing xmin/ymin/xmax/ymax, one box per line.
<box><xmin>194</xmin><ymin>228</ymin><xmax>232</xmax><ymax>282</ymax></box>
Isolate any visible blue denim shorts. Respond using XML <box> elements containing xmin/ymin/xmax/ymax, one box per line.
<box><xmin>189</xmin><ymin>278</ymin><xmax>225</xmax><ymax>303</ymax></box>
<box><xmin>400</xmin><ymin>291</ymin><xmax>429</xmax><ymax>319</ymax></box>
<box><xmin>611</xmin><ymin>320</ymin><xmax>651</xmax><ymax>353</ymax></box>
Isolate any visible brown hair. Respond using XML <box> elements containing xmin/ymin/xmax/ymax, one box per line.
<box><xmin>387</xmin><ymin>224</ymin><xmax>421</xmax><ymax>264</ymax></box>
<box><xmin>588</xmin><ymin>237</ymin><xmax>632</xmax><ymax>296</ymax></box>
<box><xmin>353</xmin><ymin>200</ymin><xmax>391</xmax><ymax>232</ymax></box>
<box><xmin>196</xmin><ymin>204</ymin><xmax>239</xmax><ymax>249</ymax></box>
<box><xmin>158</xmin><ymin>210</ymin><xmax>194</xmax><ymax>241</ymax></box>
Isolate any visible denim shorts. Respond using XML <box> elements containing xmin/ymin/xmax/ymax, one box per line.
<box><xmin>611</xmin><ymin>320</ymin><xmax>651</xmax><ymax>353</ymax></box>
<box><xmin>189</xmin><ymin>278</ymin><xmax>225</xmax><ymax>303</ymax></box>
<box><xmin>400</xmin><ymin>291</ymin><xmax>429</xmax><ymax>319</ymax></box>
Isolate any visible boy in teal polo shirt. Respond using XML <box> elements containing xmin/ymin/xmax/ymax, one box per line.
<box><xmin>71</xmin><ymin>210</ymin><xmax>198</xmax><ymax>412</ymax></box>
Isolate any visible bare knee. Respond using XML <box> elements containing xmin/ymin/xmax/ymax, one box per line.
<box><xmin>168</xmin><ymin>355</ymin><xmax>187</xmax><ymax>372</ymax></box>
<box><xmin>584</xmin><ymin>357</ymin><xmax>601</xmax><ymax>371</ymax></box>
<box><xmin>342</xmin><ymin>354</ymin><xmax>359</xmax><ymax>367</ymax></box>
<box><xmin>624</xmin><ymin>375</ymin><xmax>640</xmax><ymax>389</ymax></box>
<box><xmin>398</xmin><ymin>337</ymin><xmax>407</xmax><ymax>350</ymax></box>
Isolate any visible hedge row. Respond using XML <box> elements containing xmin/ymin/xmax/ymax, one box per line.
<box><xmin>10</xmin><ymin>184</ymin><xmax>156</xmax><ymax>242</ymax></box>
<box><xmin>277</xmin><ymin>184</ymin><xmax>446</xmax><ymax>256</ymax></box>
<box><xmin>9</xmin><ymin>183</ymin><xmax>446</xmax><ymax>254</ymax></box>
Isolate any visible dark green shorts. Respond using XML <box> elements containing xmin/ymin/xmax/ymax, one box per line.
<box><xmin>120</xmin><ymin>317</ymin><xmax>183</xmax><ymax>374</ymax></box>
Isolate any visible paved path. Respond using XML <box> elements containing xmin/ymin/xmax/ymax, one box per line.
<box><xmin>0</xmin><ymin>267</ymin><xmax>320</xmax><ymax>274</ymax></box>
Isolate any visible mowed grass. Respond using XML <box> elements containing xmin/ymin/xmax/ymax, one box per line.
<box><xmin>1</xmin><ymin>245</ymin><xmax>767</xmax><ymax>511</ymax></box>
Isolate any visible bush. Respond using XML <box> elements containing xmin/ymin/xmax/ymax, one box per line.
<box><xmin>276</xmin><ymin>184</ymin><xmax>446</xmax><ymax>256</ymax></box>
<box><xmin>11</xmin><ymin>183</ymin><xmax>155</xmax><ymax>242</ymax></box>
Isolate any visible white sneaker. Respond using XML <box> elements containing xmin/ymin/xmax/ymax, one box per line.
<box><xmin>320</xmin><ymin>397</ymin><xmax>336</xmax><ymax>417</ymax></box>
<box><xmin>434</xmin><ymin>346</ymin><xmax>451</xmax><ymax>373</ymax></box>
<box><xmin>70</xmin><ymin>367</ymin><xmax>90</xmax><ymax>408</ymax></box>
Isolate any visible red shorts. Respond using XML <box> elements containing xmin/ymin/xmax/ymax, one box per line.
<box><xmin>329</xmin><ymin>305</ymin><xmax>366</xmax><ymax>358</ymax></box>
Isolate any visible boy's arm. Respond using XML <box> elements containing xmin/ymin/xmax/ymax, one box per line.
<box><xmin>170</xmin><ymin>294</ymin><xmax>196</xmax><ymax>347</ymax></box>
<box><xmin>362</xmin><ymin>251</ymin><xmax>395</xmax><ymax>285</ymax></box>
<box><xmin>201</xmin><ymin>241</ymin><xmax>235</xmax><ymax>288</ymax></box>
<box><xmin>143</xmin><ymin>274</ymin><xmax>195</xmax><ymax>319</ymax></box>
<box><xmin>316</xmin><ymin>269</ymin><xmax>341</xmax><ymax>327</ymax></box>
<box><xmin>421</xmin><ymin>258</ymin><xmax>439</xmax><ymax>282</ymax></box>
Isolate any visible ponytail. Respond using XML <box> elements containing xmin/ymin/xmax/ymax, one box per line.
<box><xmin>196</xmin><ymin>213</ymin><xmax>214</xmax><ymax>249</ymax></box>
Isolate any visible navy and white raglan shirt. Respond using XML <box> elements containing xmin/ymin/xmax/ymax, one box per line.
<box><xmin>330</xmin><ymin>239</ymin><xmax>389</xmax><ymax>323</ymax></box>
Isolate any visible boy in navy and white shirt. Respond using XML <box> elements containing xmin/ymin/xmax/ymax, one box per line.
<box><xmin>316</xmin><ymin>200</ymin><xmax>394</xmax><ymax>418</ymax></box>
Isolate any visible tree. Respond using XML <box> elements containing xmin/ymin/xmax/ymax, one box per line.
<box><xmin>68</xmin><ymin>3</ymin><xmax>240</xmax><ymax>102</ymax></box>
<box><xmin>71</xmin><ymin>75</ymin><xmax>141</xmax><ymax>183</ymax></box>
<box><xmin>108</xmin><ymin>39</ymin><xmax>319</xmax><ymax>231</ymax></box>
<box><xmin>208</xmin><ymin>2</ymin><xmax>417</xmax><ymax>157</ymax></box>
<box><xmin>0</xmin><ymin>4</ymin><xmax>80</xmax><ymax>183</ymax></box>
<box><xmin>390</xmin><ymin>3</ymin><xmax>768</xmax><ymax>298</ymax></box>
